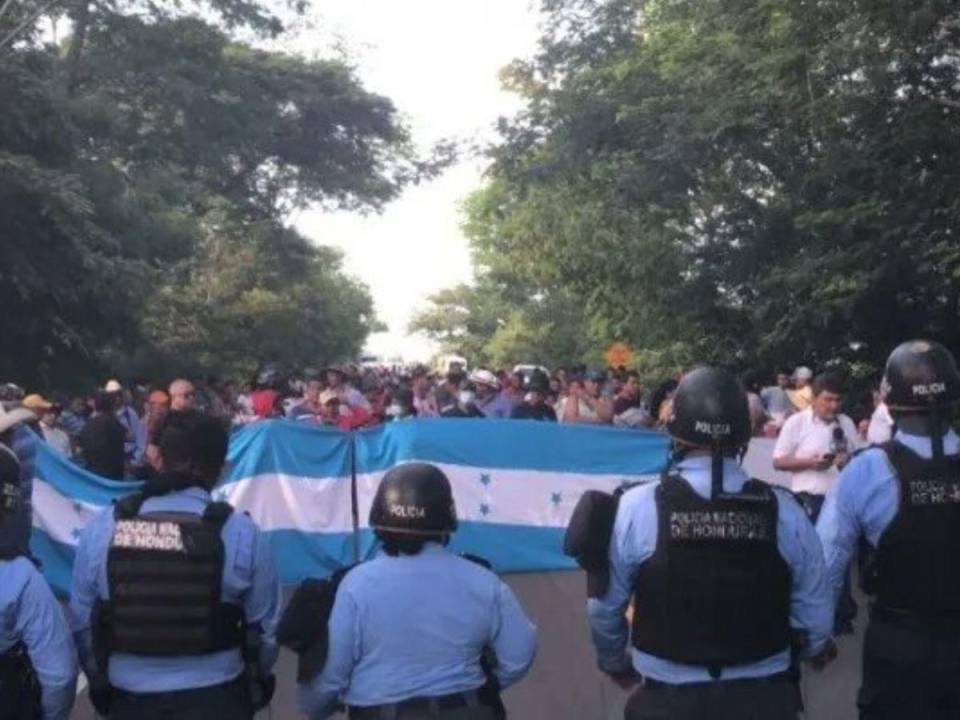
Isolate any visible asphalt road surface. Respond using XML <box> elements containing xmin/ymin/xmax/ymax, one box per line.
<box><xmin>69</xmin><ymin>571</ymin><xmax>864</xmax><ymax>720</ymax></box>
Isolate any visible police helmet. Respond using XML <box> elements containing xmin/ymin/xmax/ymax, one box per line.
<box><xmin>667</xmin><ymin>367</ymin><xmax>751</xmax><ymax>451</ymax></box>
<box><xmin>882</xmin><ymin>340</ymin><xmax>960</xmax><ymax>412</ymax></box>
<box><xmin>369</xmin><ymin>462</ymin><xmax>457</xmax><ymax>536</ymax></box>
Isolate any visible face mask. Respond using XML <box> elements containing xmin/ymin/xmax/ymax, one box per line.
<box><xmin>459</xmin><ymin>391</ymin><xmax>476</xmax><ymax>406</ymax></box>
<box><xmin>386</xmin><ymin>403</ymin><xmax>403</xmax><ymax>417</ymax></box>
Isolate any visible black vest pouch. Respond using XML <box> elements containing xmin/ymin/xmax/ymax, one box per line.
<box><xmin>104</xmin><ymin>495</ymin><xmax>243</xmax><ymax>657</ymax></box>
<box><xmin>564</xmin><ymin>484</ymin><xmax>642</xmax><ymax>599</ymax></box>
<box><xmin>631</xmin><ymin>476</ymin><xmax>792</xmax><ymax>674</ymax></box>
<box><xmin>278</xmin><ymin>565</ymin><xmax>357</xmax><ymax>683</ymax></box>
<box><xmin>874</xmin><ymin>443</ymin><xmax>960</xmax><ymax>618</ymax></box>
<box><xmin>0</xmin><ymin>643</ymin><xmax>40</xmax><ymax>720</ymax></box>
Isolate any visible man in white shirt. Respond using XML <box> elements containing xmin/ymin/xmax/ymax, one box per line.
<box><xmin>773</xmin><ymin>371</ymin><xmax>860</xmax><ymax>634</ymax></box>
<box><xmin>773</xmin><ymin>372</ymin><xmax>860</xmax><ymax>499</ymax></box>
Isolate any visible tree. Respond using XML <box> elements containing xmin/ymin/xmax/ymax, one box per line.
<box><xmin>1</xmin><ymin>6</ymin><xmax>444</xmax><ymax>390</ymax></box>
<box><xmin>458</xmin><ymin>0</ymin><xmax>960</xmax><ymax>376</ymax></box>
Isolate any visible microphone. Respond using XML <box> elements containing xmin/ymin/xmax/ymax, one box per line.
<box><xmin>830</xmin><ymin>426</ymin><xmax>848</xmax><ymax>455</ymax></box>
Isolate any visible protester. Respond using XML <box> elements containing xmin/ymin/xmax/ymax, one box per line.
<box><xmin>143</xmin><ymin>390</ymin><xmax>170</xmax><ymax>471</ymax></box>
<box><xmin>169</xmin><ymin>379</ymin><xmax>197</xmax><ymax>412</ymax></box>
<box><xmin>76</xmin><ymin>392</ymin><xmax>127</xmax><ymax>480</ymax></box>
<box><xmin>760</xmin><ymin>370</ymin><xmax>794</xmax><ymax>426</ymax></box>
<box><xmin>107</xmin><ymin>381</ymin><xmax>146</xmax><ymax>469</ymax></box>
<box><xmin>411</xmin><ymin>368</ymin><xmax>439</xmax><ymax>418</ymax></box>
<box><xmin>561</xmin><ymin>372</ymin><xmax>612</xmax><ymax>425</ymax></box>
<box><xmin>468</xmin><ymin>369</ymin><xmax>514</xmax><ymax>419</ymax></box>
<box><xmin>511</xmin><ymin>373</ymin><xmax>557</xmax><ymax>422</ymax></box>
<box><xmin>326</xmin><ymin>366</ymin><xmax>371</xmax><ymax>412</ymax></box>
<box><xmin>288</xmin><ymin>380</ymin><xmax>323</xmax><ymax>421</ymax></box>
<box><xmin>25</xmin><ymin>395</ymin><xmax>72</xmax><ymax>458</ymax></box>
<box><xmin>787</xmin><ymin>366</ymin><xmax>814</xmax><ymax>411</ymax></box>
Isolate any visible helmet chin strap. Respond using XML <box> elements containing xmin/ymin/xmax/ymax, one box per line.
<box><xmin>711</xmin><ymin>439</ymin><xmax>724</xmax><ymax>500</ymax></box>
<box><xmin>928</xmin><ymin>406</ymin><xmax>945</xmax><ymax>463</ymax></box>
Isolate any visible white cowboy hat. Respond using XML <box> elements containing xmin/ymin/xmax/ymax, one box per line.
<box><xmin>0</xmin><ymin>405</ymin><xmax>36</xmax><ymax>435</ymax></box>
<box><xmin>468</xmin><ymin>369</ymin><xmax>500</xmax><ymax>389</ymax></box>
<box><xmin>104</xmin><ymin>379</ymin><xmax>123</xmax><ymax>393</ymax></box>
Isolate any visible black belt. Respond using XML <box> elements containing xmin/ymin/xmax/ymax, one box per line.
<box><xmin>641</xmin><ymin>670</ymin><xmax>794</xmax><ymax>692</ymax></box>
<box><xmin>349</xmin><ymin>689</ymin><xmax>482</xmax><ymax>719</ymax></box>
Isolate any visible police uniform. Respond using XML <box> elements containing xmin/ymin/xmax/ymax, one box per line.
<box><xmin>298</xmin><ymin>463</ymin><xmax>538</xmax><ymax>720</ymax></box>
<box><xmin>817</xmin><ymin>340</ymin><xmax>960</xmax><ymax>719</ymax></box>
<box><xmin>67</xmin><ymin>412</ymin><xmax>280</xmax><ymax>720</ymax></box>
<box><xmin>0</xmin><ymin>409</ymin><xmax>78</xmax><ymax>720</ymax></box>
<box><xmin>580</xmin><ymin>368</ymin><xmax>832</xmax><ymax>720</ymax></box>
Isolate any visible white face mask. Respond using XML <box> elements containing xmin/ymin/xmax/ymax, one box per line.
<box><xmin>458</xmin><ymin>391</ymin><xmax>476</xmax><ymax>406</ymax></box>
<box><xmin>386</xmin><ymin>403</ymin><xmax>403</xmax><ymax>417</ymax></box>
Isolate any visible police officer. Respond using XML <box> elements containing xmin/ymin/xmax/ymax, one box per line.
<box><xmin>298</xmin><ymin>462</ymin><xmax>538</xmax><ymax>719</ymax></box>
<box><xmin>68</xmin><ymin>410</ymin><xmax>280</xmax><ymax>720</ymax></box>
<box><xmin>0</xmin><ymin>404</ymin><xmax>78</xmax><ymax>720</ymax></box>
<box><xmin>818</xmin><ymin>340</ymin><xmax>960</xmax><ymax>719</ymax></box>
<box><xmin>585</xmin><ymin>367</ymin><xmax>833</xmax><ymax>720</ymax></box>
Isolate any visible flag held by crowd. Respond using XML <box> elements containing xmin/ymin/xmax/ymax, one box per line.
<box><xmin>30</xmin><ymin>419</ymin><xmax>669</xmax><ymax>593</ymax></box>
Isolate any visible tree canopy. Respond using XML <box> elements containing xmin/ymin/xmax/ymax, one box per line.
<box><xmin>2</xmin><ymin>0</ymin><xmax>442</xmax><ymax>389</ymax></box>
<box><xmin>418</xmin><ymin>0</ymin><xmax>960</xmax><ymax>378</ymax></box>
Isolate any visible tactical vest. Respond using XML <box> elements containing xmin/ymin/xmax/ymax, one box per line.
<box><xmin>101</xmin><ymin>494</ymin><xmax>244</xmax><ymax>656</ymax></box>
<box><xmin>872</xmin><ymin>442</ymin><xmax>960</xmax><ymax>616</ymax></box>
<box><xmin>631</xmin><ymin>475</ymin><xmax>792</xmax><ymax>673</ymax></box>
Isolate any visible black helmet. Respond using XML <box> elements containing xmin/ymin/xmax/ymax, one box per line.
<box><xmin>882</xmin><ymin>340</ymin><xmax>960</xmax><ymax>412</ymax></box>
<box><xmin>667</xmin><ymin>367</ymin><xmax>751</xmax><ymax>451</ymax></box>
<box><xmin>369</xmin><ymin>463</ymin><xmax>457</xmax><ymax>536</ymax></box>
<box><xmin>527</xmin><ymin>371</ymin><xmax>550</xmax><ymax>394</ymax></box>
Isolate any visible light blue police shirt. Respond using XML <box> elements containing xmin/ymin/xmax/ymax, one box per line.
<box><xmin>298</xmin><ymin>542</ymin><xmax>538</xmax><ymax>719</ymax></box>
<box><xmin>588</xmin><ymin>456</ymin><xmax>832</xmax><ymax>683</ymax></box>
<box><xmin>68</xmin><ymin>486</ymin><xmax>281</xmax><ymax>692</ymax></box>
<box><xmin>817</xmin><ymin>429</ymin><xmax>960</xmax><ymax>612</ymax></box>
<box><xmin>0</xmin><ymin>557</ymin><xmax>77</xmax><ymax>720</ymax></box>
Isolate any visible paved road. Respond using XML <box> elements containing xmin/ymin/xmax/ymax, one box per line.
<box><xmin>70</xmin><ymin>571</ymin><xmax>864</xmax><ymax>719</ymax></box>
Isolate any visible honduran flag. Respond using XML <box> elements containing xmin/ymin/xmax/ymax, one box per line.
<box><xmin>30</xmin><ymin>419</ymin><xmax>670</xmax><ymax>595</ymax></box>
<box><xmin>353</xmin><ymin>419</ymin><xmax>668</xmax><ymax>572</ymax></box>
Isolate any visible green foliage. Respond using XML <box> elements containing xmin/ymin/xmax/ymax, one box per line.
<box><xmin>457</xmin><ymin>0</ymin><xmax>960</xmax><ymax>377</ymax></box>
<box><xmin>1</xmin><ymin>4</ymin><xmax>437</xmax><ymax>390</ymax></box>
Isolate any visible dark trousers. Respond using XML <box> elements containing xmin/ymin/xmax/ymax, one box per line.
<box><xmin>623</xmin><ymin>678</ymin><xmax>799</xmax><ymax>720</ymax></box>
<box><xmin>111</xmin><ymin>676</ymin><xmax>252</xmax><ymax>720</ymax></box>
<box><xmin>859</xmin><ymin>614</ymin><xmax>960</xmax><ymax>720</ymax></box>
<box><xmin>351</xmin><ymin>705</ymin><xmax>497</xmax><ymax>720</ymax></box>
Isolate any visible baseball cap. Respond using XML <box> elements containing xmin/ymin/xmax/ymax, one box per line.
<box><xmin>22</xmin><ymin>394</ymin><xmax>53</xmax><ymax>412</ymax></box>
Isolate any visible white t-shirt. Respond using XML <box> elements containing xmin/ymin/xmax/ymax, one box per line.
<box><xmin>773</xmin><ymin>407</ymin><xmax>860</xmax><ymax>495</ymax></box>
<box><xmin>866</xmin><ymin>403</ymin><xmax>894</xmax><ymax>445</ymax></box>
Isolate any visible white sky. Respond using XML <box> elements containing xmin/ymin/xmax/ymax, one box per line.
<box><xmin>290</xmin><ymin>1</ymin><xmax>542</xmax><ymax>362</ymax></box>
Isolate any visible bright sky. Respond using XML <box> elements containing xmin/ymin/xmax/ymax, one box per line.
<box><xmin>291</xmin><ymin>1</ymin><xmax>542</xmax><ymax>362</ymax></box>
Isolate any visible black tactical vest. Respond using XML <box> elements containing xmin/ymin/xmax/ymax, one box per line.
<box><xmin>873</xmin><ymin>442</ymin><xmax>960</xmax><ymax>616</ymax></box>
<box><xmin>103</xmin><ymin>494</ymin><xmax>244</xmax><ymax>656</ymax></box>
<box><xmin>631</xmin><ymin>475</ymin><xmax>792</xmax><ymax>672</ymax></box>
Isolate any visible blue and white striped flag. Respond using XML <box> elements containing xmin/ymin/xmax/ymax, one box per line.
<box><xmin>30</xmin><ymin>418</ymin><xmax>670</xmax><ymax>594</ymax></box>
<box><xmin>354</xmin><ymin>419</ymin><xmax>669</xmax><ymax>572</ymax></box>
<box><xmin>31</xmin><ymin>420</ymin><xmax>357</xmax><ymax>594</ymax></box>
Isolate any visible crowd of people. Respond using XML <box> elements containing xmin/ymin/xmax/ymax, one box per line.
<box><xmin>0</xmin><ymin>360</ymin><xmax>896</xmax><ymax>484</ymax></box>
